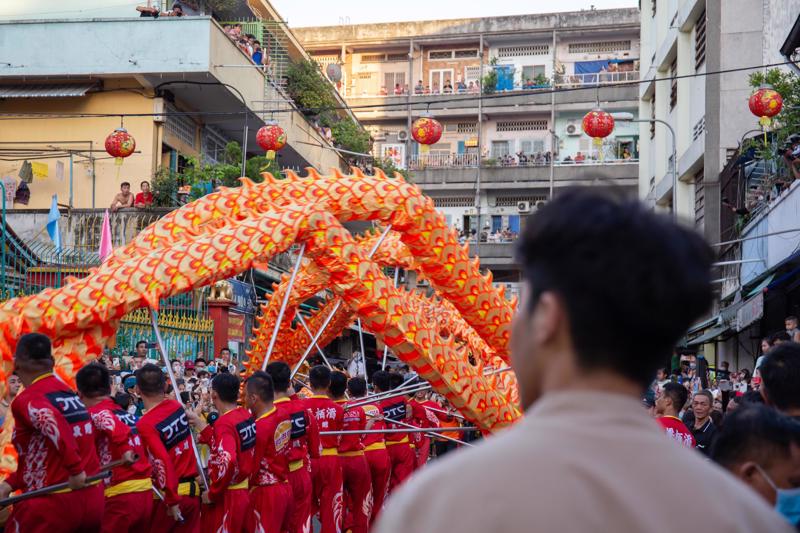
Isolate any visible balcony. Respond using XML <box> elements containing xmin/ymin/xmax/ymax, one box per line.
<box><xmin>342</xmin><ymin>83</ymin><xmax>640</xmax><ymax>119</ymax></box>
<box><xmin>410</xmin><ymin>158</ymin><xmax>639</xmax><ymax>191</ymax></box>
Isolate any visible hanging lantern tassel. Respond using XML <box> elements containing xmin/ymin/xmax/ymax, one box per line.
<box><xmin>266</xmin><ymin>150</ymin><xmax>276</xmax><ymax>161</ymax></box>
<box><xmin>593</xmin><ymin>137</ymin><xmax>604</xmax><ymax>161</ymax></box>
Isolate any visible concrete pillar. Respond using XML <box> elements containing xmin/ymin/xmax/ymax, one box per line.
<box><xmin>208</xmin><ymin>299</ymin><xmax>233</xmax><ymax>359</ymax></box>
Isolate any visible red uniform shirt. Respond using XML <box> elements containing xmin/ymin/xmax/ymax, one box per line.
<box><xmin>88</xmin><ymin>398</ymin><xmax>151</xmax><ymax>486</ymax></box>
<box><xmin>134</xmin><ymin>191</ymin><xmax>153</xmax><ymax>206</ymax></box>
<box><xmin>303</xmin><ymin>395</ymin><xmax>344</xmax><ymax>452</ymax></box>
<box><xmin>274</xmin><ymin>396</ymin><xmax>321</xmax><ymax>466</ymax></box>
<box><xmin>251</xmin><ymin>407</ymin><xmax>292</xmax><ymax>486</ymax></box>
<box><xmin>337</xmin><ymin>399</ymin><xmax>365</xmax><ymax>453</ymax></box>
<box><xmin>136</xmin><ymin>399</ymin><xmax>198</xmax><ymax>505</ymax></box>
<box><xmin>7</xmin><ymin>374</ymin><xmax>100</xmax><ymax>491</ymax></box>
<box><xmin>408</xmin><ymin>399</ymin><xmax>441</xmax><ymax>447</ymax></box>
<box><xmin>359</xmin><ymin>402</ymin><xmax>385</xmax><ymax>449</ymax></box>
<box><xmin>657</xmin><ymin>416</ymin><xmax>696</xmax><ymax>448</ymax></box>
<box><xmin>380</xmin><ymin>397</ymin><xmax>410</xmax><ymax>443</ymax></box>
<box><xmin>198</xmin><ymin>407</ymin><xmax>256</xmax><ymax>502</ymax></box>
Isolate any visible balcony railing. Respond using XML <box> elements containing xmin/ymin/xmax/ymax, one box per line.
<box><xmin>408</xmin><ymin>152</ymin><xmax>638</xmax><ymax>170</ymax></box>
<box><xmin>343</xmin><ymin>71</ymin><xmax>639</xmax><ymax>98</ymax></box>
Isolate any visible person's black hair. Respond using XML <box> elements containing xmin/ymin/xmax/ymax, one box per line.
<box><xmin>372</xmin><ymin>370</ymin><xmax>391</xmax><ymax>393</ymax></box>
<box><xmin>771</xmin><ymin>331</ymin><xmax>792</xmax><ymax>344</ymax></box>
<box><xmin>266</xmin><ymin>361</ymin><xmax>292</xmax><ymax>393</ymax></box>
<box><xmin>246</xmin><ymin>371</ymin><xmax>274</xmax><ymax>403</ymax></box>
<box><xmin>329</xmin><ymin>371</ymin><xmax>347</xmax><ymax>398</ymax></box>
<box><xmin>140</xmin><ymin>180</ymin><xmax>150</xmax><ymax>187</ymax></box>
<box><xmin>136</xmin><ymin>340</ymin><xmax>147</xmax><ymax>350</ymax></box>
<box><xmin>389</xmin><ymin>372</ymin><xmax>405</xmax><ymax>390</ymax></box>
<box><xmin>211</xmin><ymin>372</ymin><xmax>240</xmax><ymax>404</ymax></box>
<box><xmin>113</xmin><ymin>392</ymin><xmax>132</xmax><ymax>410</ymax></box>
<box><xmin>195</xmin><ymin>357</ymin><xmax>207</xmax><ymax>365</ymax></box>
<box><xmin>515</xmin><ymin>188</ymin><xmax>713</xmax><ymax>388</ymax></box>
<box><xmin>711</xmin><ymin>404</ymin><xmax>800</xmax><ymax>468</ymax></box>
<box><xmin>309</xmin><ymin>365</ymin><xmax>332</xmax><ymax>390</ymax></box>
<box><xmin>180</xmin><ymin>391</ymin><xmax>191</xmax><ymax>404</ymax></box>
<box><xmin>135</xmin><ymin>363</ymin><xmax>166</xmax><ymax>395</ymax></box>
<box><xmin>740</xmin><ymin>390</ymin><xmax>765</xmax><ymax>406</ymax></box>
<box><xmin>219</xmin><ymin>348</ymin><xmax>231</xmax><ymax>355</ymax></box>
<box><xmin>197</xmin><ymin>370</ymin><xmax>209</xmax><ymax>379</ymax></box>
<box><xmin>348</xmin><ymin>376</ymin><xmax>367</xmax><ymax>398</ymax></box>
<box><xmin>121</xmin><ymin>181</ymin><xmax>131</xmax><ymax>188</ymax></box>
<box><xmin>787</xmin><ymin>315</ymin><xmax>798</xmax><ymax>323</ymax></box>
<box><xmin>219</xmin><ymin>366</ymin><xmax>230</xmax><ymax>374</ymax></box>
<box><xmin>662</xmin><ymin>382</ymin><xmax>688</xmax><ymax>411</ymax></box>
<box><xmin>76</xmin><ymin>362</ymin><xmax>111</xmax><ymax>398</ymax></box>
<box><xmin>15</xmin><ymin>333</ymin><xmax>54</xmax><ymax>368</ymax></box>
<box><xmin>694</xmin><ymin>389</ymin><xmax>713</xmax><ymax>404</ymax></box>
<box><xmin>760</xmin><ymin>342</ymin><xmax>800</xmax><ymax>411</ymax></box>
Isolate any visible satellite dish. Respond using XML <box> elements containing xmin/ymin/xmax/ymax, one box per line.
<box><xmin>326</xmin><ymin>63</ymin><xmax>342</xmax><ymax>83</ymax></box>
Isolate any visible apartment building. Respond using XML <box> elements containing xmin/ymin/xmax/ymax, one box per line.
<box><xmin>295</xmin><ymin>8</ymin><xmax>641</xmax><ymax>286</ymax></box>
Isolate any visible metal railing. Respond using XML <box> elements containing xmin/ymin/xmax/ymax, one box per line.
<box><xmin>553</xmin><ymin>70</ymin><xmax>639</xmax><ymax>87</ymax></box>
<box><xmin>408</xmin><ymin>152</ymin><xmax>638</xmax><ymax>170</ymax></box>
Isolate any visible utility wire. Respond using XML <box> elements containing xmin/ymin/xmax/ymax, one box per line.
<box><xmin>0</xmin><ymin>59</ymin><xmax>795</xmax><ymax>121</ymax></box>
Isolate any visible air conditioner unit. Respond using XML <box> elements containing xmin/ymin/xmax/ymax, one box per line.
<box><xmin>517</xmin><ymin>201</ymin><xmax>532</xmax><ymax>213</ymax></box>
<box><xmin>397</xmin><ymin>130</ymin><xmax>409</xmax><ymax>142</ymax></box>
<box><xmin>535</xmin><ymin>200</ymin><xmax>547</xmax><ymax>210</ymax></box>
<box><xmin>565</xmin><ymin>121</ymin><xmax>581</xmax><ymax>136</ymax></box>
<box><xmin>373</xmin><ymin>132</ymin><xmax>387</xmax><ymax>141</ymax></box>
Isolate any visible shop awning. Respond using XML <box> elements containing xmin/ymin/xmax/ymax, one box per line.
<box><xmin>687</xmin><ymin>325</ymin><xmax>729</xmax><ymax>346</ymax></box>
<box><xmin>0</xmin><ymin>82</ymin><xmax>98</xmax><ymax>99</ymax></box>
<box><xmin>686</xmin><ymin>315</ymin><xmax>720</xmax><ymax>336</ymax></box>
<box><xmin>746</xmin><ymin>273</ymin><xmax>775</xmax><ymax>297</ymax></box>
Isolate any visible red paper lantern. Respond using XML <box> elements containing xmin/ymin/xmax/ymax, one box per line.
<box><xmin>411</xmin><ymin>115</ymin><xmax>443</xmax><ymax>145</ymax></box>
<box><xmin>748</xmin><ymin>84</ymin><xmax>783</xmax><ymax>127</ymax></box>
<box><xmin>104</xmin><ymin>128</ymin><xmax>136</xmax><ymax>166</ymax></box>
<box><xmin>581</xmin><ymin>108</ymin><xmax>615</xmax><ymax>139</ymax></box>
<box><xmin>256</xmin><ymin>122</ymin><xmax>287</xmax><ymax>160</ymax></box>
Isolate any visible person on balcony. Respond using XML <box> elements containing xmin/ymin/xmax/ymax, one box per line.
<box><xmin>380</xmin><ymin>86</ymin><xmax>388</xmax><ymax>96</ymax></box>
<box><xmin>622</xmin><ymin>148</ymin><xmax>632</xmax><ymax>160</ymax></box>
<box><xmin>468</xmin><ymin>81</ymin><xmax>479</xmax><ymax>94</ymax></box>
<box><xmin>134</xmin><ymin>180</ymin><xmax>154</xmax><ymax>209</ymax></box>
<box><xmin>394</xmin><ymin>84</ymin><xmax>404</xmax><ymax>95</ymax></box>
<box><xmin>443</xmin><ymin>80</ymin><xmax>453</xmax><ymax>94</ymax></box>
<box><xmin>111</xmin><ymin>182</ymin><xmax>134</xmax><ymax>212</ymax></box>
<box><xmin>456</xmin><ymin>80</ymin><xmax>467</xmax><ymax>93</ymax></box>
<box><xmin>414</xmin><ymin>81</ymin><xmax>424</xmax><ymax>95</ymax></box>
<box><xmin>575</xmin><ymin>152</ymin><xmax>586</xmax><ymax>164</ymax></box>
<box><xmin>432</xmin><ymin>83</ymin><xmax>440</xmax><ymax>95</ymax></box>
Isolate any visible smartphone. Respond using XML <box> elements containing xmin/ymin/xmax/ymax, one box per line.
<box><xmin>146</xmin><ymin>342</ymin><xmax>157</xmax><ymax>350</ymax></box>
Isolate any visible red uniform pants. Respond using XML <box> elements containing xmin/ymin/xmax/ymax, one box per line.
<box><xmin>311</xmin><ymin>455</ymin><xmax>343</xmax><ymax>533</ymax></box>
<box><xmin>200</xmin><ymin>487</ymin><xmax>250</xmax><ymax>533</ymax></box>
<box><xmin>7</xmin><ymin>483</ymin><xmax>104</xmax><ymax>533</ymax></box>
<box><xmin>102</xmin><ymin>489</ymin><xmax>154</xmax><ymax>533</ymax></box>
<box><xmin>287</xmin><ymin>465</ymin><xmax>312</xmax><ymax>533</ymax></box>
<box><xmin>386</xmin><ymin>442</ymin><xmax>415</xmax><ymax>493</ymax></box>
<box><xmin>248</xmin><ymin>482</ymin><xmax>293</xmax><ymax>533</ymax></box>
<box><xmin>150</xmin><ymin>495</ymin><xmax>201</xmax><ymax>533</ymax></box>
<box><xmin>341</xmin><ymin>454</ymin><xmax>372</xmax><ymax>533</ymax></box>
<box><xmin>415</xmin><ymin>436</ymin><xmax>432</xmax><ymax>469</ymax></box>
<box><xmin>364</xmin><ymin>447</ymin><xmax>391</xmax><ymax>526</ymax></box>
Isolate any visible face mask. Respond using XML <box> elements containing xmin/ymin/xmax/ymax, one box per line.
<box><xmin>689</xmin><ymin>363</ymin><xmax>697</xmax><ymax>370</ymax></box>
<box><xmin>127</xmin><ymin>405</ymin><xmax>137</xmax><ymax>416</ymax></box>
<box><xmin>756</xmin><ymin>464</ymin><xmax>800</xmax><ymax>526</ymax></box>
<box><xmin>207</xmin><ymin>365</ymin><xmax>217</xmax><ymax>373</ymax></box>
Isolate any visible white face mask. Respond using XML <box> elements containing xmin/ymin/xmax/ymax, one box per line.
<box><xmin>127</xmin><ymin>405</ymin><xmax>136</xmax><ymax>416</ymax></box>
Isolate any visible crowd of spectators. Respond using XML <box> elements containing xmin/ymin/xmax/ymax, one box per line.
<box><xmin>136</xmin><ymin>2</ymin><xmax>185</xmax><ymax>18</ymax></box>
<box><xmin>222</xmin><ymin>24</ymin><xmax>268</xmax><ymax>67</ymax></box>
<box><xmin>457</xmin><ymin>227</ymin><xmax>518</xmax><ymax>244</ymax></box>
<box><xmin>110</xmin><ymin>181</ymin><xmax>154</xmax><ymax>212</ymax></box>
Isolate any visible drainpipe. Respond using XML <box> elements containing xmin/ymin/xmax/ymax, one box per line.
<box><xmin>405</xmin><ymin>39</ymin><xmax>414</xmax><ymax>170</ymax></box>
<box><xmin>474</xmin><ymin>34</ymin><xmax>484</xmax><ymax>259</ymax></box>
<box><xmin>548</xmin><ymin>27</ymin><xmax>557</xmax><ymax>199</ymax></box>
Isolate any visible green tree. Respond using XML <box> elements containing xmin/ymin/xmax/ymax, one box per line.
<box><xmin>373</xmin><ymin>157</ymin><xmax>412</xmax><ymax>182</ymax></box>
<box><xmin>747</xmin><ymin>69</ymin><xmax>800</xmax><ymax>155</ymax></box>
<box><xmin>286</xmin><ymin>59</ymin><xmax>338</xmax><ymax>120</ymax></box>
<box><xmin>330</xmin><ymin>118</ymin><xmax>371</xmax><ymax>154</ymax></box>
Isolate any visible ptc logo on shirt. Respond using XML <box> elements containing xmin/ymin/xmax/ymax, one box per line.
<box><xmin>45</xmin><ymin>391</ymin><xmax>90</xmax><ymax>424</ymax></box>
<box><xmin>237</xmin><ymin>418</ymin><xmax>257</xmax><ymax>451</ymax></box>
<box><xmin>289</xmin><ymin>410</ymin><xmax>307</xmax><ymax>439</ymax></box>
<box><xmin>155</xmin><ymin>408</ymin><xmax>191</xmax><ymax>450</ymax></box>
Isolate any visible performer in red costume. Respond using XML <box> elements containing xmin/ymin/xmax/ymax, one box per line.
<box><xmin>243</xmin><ymin>371</ymin><xmax>293</xmax><ymax>533</ymax></box>
<box><xmin>347</xmin><ymin>376</ymin><xmax>390</xmax><ymax>526</ymax></box>
<box><xmin>373</xmin><ymin>371</ymin><xmax>414</xmax><ymax>493</ymax></box>
<box><xmin>330</xmin><ymin>372</ymin><xmax>372</xmax><ymax>533</ymax></box>
<box><xmin>304</xmin><ymin>366</ymin><xmax>344</xmax><ymax>533</ymax></box>
<box><xmin>76</xmin><ymin>363</ymin><xmax>153</xmax><ymax>533</ymax></box>
<box><xmin>187</xmin><ymin>372</ymin><xmax>256</xmax><ymax>533</ymax></box>
<box><xmin>135</xmin><ymin>363</ymin><xmax>200</xmax><ymax>533</ymax></box>
<box><xmin>266</xmin><ymin>362</ymin><xmax>321</xmax><ymax>533</ymax></box>
<box><xmin>408</xmin><ymin>388</ymin><xmax>447</xmax><ymax>469</ymax></box>
<box><xmin>0</xmin><ymin>333</ymin><xmax>103</xmax><ymax>533</ymax></box>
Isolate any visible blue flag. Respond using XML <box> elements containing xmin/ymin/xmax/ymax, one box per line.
<box><xmin>47</xmin><ymin>195</ymin><xmax>61</xmax><ymax>252</ymax></box>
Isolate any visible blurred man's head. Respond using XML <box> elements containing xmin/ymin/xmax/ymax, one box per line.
<box><xmin>712</xmin><ymin>405</ymin><xmax>800</xmax><ymax>508</ymax></box>
<box><xmin>786</xmin><ymin>316</ymin><xmax>799</xmax><ymax>332</ymax></box>
<box><xmin>347</xmin><ymin>377</ymin><xmax>367</xmax><ymax>398</ymax></box>
<box><xmin>210</xmin><ymin>373</ymin><xmax>240</xmax><ymax>410</ymax></box>
<box><xmin>512</xmin><ymin>189</ymin><xmax>713</xmax><ymax>409</ymax></box>
<box><xmin>244</xmin><ymin>371</ymin><xmax>274</xmax><ymax>413</ymax></box>
<box><xmin>76</xmin><ymin>362</ymin><xmax>111</xmax><ymax>399</ymax></box>
<box><xmin>14</xmin><ymin>333</ymin><xmax>55</xmax><ymax>385</ymax></box>
<box><xmin>309</xmin><ymin>365</ymin><xmax>332</xmax><ymax>393</ymax></box>
<box><xmin>760</xmin><ymin>343</ymin><xmax>800</xmax><ymax>416</ymax></box>
<box><xmin>328</xmin><ymin>371</ymin><xmax>347</xmax><ymax>400</ymax></box>
<box><xmin>371</xmin><ymin>370</ymin><xmax>391</xmax><ymax>394</ymax></box>
<box><xmin>135</xmin><ymin>363</ymin><xmax>166</xmax><ymax>398</ymax></box>
<box><xmin>266</xmin><ymin>361</ymin><xmax>292</xmax><ymax>394</ymax></box>
<box><xmin>692</xmin><ymin>390</ymin><xmax>713</xmax><ymax>422</ymax></box>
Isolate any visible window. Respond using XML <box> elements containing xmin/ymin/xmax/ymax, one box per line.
<box><xmin>496</xmin><ymin>120</ymin><xmax>548</xmax><ymax>132</ymax></box>
<box><xmin>497</xmin><ymin>45</ymin><xmax>550</xmax><ymax>58</ymax></box>
<box><xmin>457</xmin><ymin>122</ymin><xmax>477</xmax><ymax>134</ymax></box>
<box><xmin>491</xmin><ymin>141</ymin><xmax>510</xmax><ymax>158</ymax></box>
<box><xmin>522</xmin><ymin>65</ymin><xmax>546</xmax><ymax>81</ymax></box>
<box><xmin>520</xmin><ymin>140</ymin><xmax>546</xmax><ymax>154</ymax></box>
<box><xmin>694</xmin><ymin>168</ymin><xmax>704</xmax><ymax>229</ymax></box>
<box><xmin>454</xmin><ymin>49</ymin><xmax>479</xmax><ymax>59</ymax></box>
<box><xmin>165</xmin><ymin>104</ymin><xmax>197</xmax><ymax>149</ymax></box>
<box><xmin>650</xmin><ymin>93</ymin><xmax>656</xmax><ymax>139</ymax></box>
<box><xmin>568</xmin><ymin>40</ymin><xmax>631</xmax><ymax>54</ymax></box>
<box><xmin>432</xmin><ymin>196</ymin><xmax>473</xmax><ymax>207</ymax></box>
<box><xmin>312</xmin><ymin>55</ymin><xmax>339</xmax><ymax>66</ymax></box>
<box><xmin>357</xmin><ymin>72</ymin><xmax>374</xmax><ymax>79</ymax></box>
<box><xmin>429</xmin><ymin>50</ymin><xmax>453</xmax><ymax>60</ymax></box>
<box><xmin>201</xmin><ymin>126</ymin><xmax>230</xmax><ymax>164</ymax></box>
<box><xmin>693</xmin><ymin>116</ymin><xmax>706</xmax><ymax>141</ymax></box>
<box><xmin>464</xmin><ymin>66</ymin><xmax>482</xmax><ymax>83</ymax></box>
<box><xmin>495</xmin><ymin>195</ymin><xmax>547</xmax><ymax>206</ymax></box>
<box><xmin>384</xmin><ymin>72</ymin><xmax>405</xmax><ymax>91</ymax></box>
<box><xmin>386</xmin><ymin>53</ymin><xmax>408</xmax><ymax>62</ymax></box>
<box><xmin>360</xmin><ymin>54</ymin><xmax>385</xmax><ymax>63</ymax></box>
<box><xmin>695</xmin><ymin>10</ymin><xmax>706</xmax><ymax>69</ymax></box>
<box><xmin>669</xmin><ymin>58</ymin><xmax>677</xmax><ymax>110</ymax></box>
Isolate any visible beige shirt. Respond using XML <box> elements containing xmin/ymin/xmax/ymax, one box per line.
<box><xmin>375</xmin><ymin>390</ymin><xmax>793</xmax><ymax>533</ymax></box>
